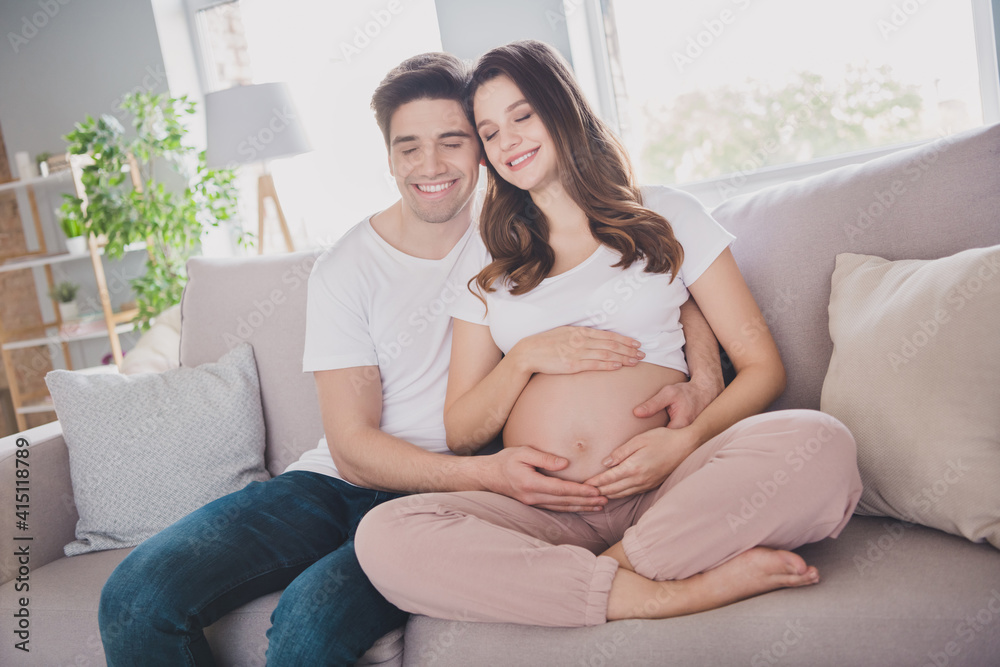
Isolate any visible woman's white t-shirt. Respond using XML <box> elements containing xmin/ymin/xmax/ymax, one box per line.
<box><xmin>450</xmin><ymin>185</ymin><xmax>736</xmax><ymax>375</ymax></box>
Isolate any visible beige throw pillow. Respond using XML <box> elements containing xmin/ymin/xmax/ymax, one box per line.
<box><xmin>821</xmin><ymin>245</ymin><xmax>1000</xmax><ymax>549</ymax></box>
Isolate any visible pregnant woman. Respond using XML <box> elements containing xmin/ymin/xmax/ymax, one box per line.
<box><xmin>356</xmin><ymin>40</ymin><xmax>863</xmax><ymax>626</ymax></box>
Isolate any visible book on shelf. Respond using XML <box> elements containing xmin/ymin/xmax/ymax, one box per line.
<box><xmin>59</xmin><ymin>313</ymin><xmax>111</xmax><ymax>337</ymax></box>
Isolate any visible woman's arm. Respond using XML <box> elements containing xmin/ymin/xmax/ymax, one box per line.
<box><xmin>682</xmin><ymin>247</ymin><xmax>786</xmax><ymax>441</ymax></box>
<box><xmin>584</xmin><ymin>248</ymin><xmax>785</xmax><ymax>497</ymax></box>
<box><xmin>444</xmin><ymin>319</ymin><xmax>646</xmax><ymax>454</ymax></box>
<box><xmin>444</xmin><ymin>319</ymin><xmax>524</xmax><ymax>455</ymax></box>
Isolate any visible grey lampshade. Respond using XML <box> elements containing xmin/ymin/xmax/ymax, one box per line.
<box><xmin>204</xmin><ymin>82</ymin><xmax>312</xmax><ymax>168</ymax></box>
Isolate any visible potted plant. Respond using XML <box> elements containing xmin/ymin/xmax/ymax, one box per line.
<box><xmin>58</xmin><ymin>209</ymin><xmax>88</xmax><ymax>255</ymax></box>
<box><xmin>60</xmin><ymin>92</ymin><xmax>247</xmax><ymax>331</ymax></box>
<box><xmin>48</xmin><ymin>281</ymin><xmax>80</xmax><ymax>321</ymax></box>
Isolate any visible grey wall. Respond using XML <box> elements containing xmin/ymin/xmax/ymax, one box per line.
<box><xmin>0</xmin><ymin>0</ymin><xmax>165</xmax><ymax>368</ymax></box>
<box><xmin>434</xmin><ymin>0</ymin><xmax>573</xmax><ymax>64</ymax></box>
<box><xmin>0</xmin><ymin>0</ymin><xmax>168</xmax><ymax>163</ymax></box>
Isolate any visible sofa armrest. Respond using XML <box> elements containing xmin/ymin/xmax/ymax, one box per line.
<box><xmin>0</xmin><ymin>422</ymin><xmax>79</xmax><ymax>584</ymax></box>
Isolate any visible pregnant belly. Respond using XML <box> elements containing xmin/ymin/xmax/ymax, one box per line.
<box><xmin>502</xmin><ymin>363</ymin><xmax>687</xmax><ymax>483</ymax></box>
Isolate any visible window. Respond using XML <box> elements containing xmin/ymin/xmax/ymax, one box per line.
<box><xmin>597</xmin><ymin>0</ymin><xmax>999</xmax><ymax>200</ymax></box>
<box><xmin>194</xmin><ymin>0</ymin><xmax>254</xmax><ymax>93</ymax></box>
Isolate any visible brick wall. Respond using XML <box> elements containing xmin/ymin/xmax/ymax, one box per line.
<box><xmin>0</xmin><ymin>121</ymin><xmax>55</xmax><ymax>436</ymax></box>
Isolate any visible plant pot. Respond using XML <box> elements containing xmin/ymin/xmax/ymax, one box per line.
<box><xmin>58</xmin><ymin>301</ymin><xmax>79</xmax><ymax>321</ymax></box>
<box><xmin>65</xmin><ymin>236</ymin><xmax>88</xmax><ymax>255</ymax></box>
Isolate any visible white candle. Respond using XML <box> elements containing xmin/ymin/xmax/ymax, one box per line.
<box><xmin>15</xmin><ymin>151</ymin><xmax>36</xmax><ymax>179</ymax></box>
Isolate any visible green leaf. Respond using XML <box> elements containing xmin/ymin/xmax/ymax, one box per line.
<box><xmin>62</xmin><ymin>91</ymin><xmax>242</xmax><ymax>322</ymax></box>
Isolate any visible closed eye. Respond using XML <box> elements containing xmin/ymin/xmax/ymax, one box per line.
<box><xmin>515</xmin><ymin>114</ymin><xmax>531</xmax><ymax>122</ymax></box>
<box><xmin>483</xmin><ymin>131</ymin><xmax>497</xmax><ymax>142</ymax></box>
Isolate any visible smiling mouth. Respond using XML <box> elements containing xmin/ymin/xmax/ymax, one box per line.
<box><xmin>508</xmin><ymin>149</ymin><xmax>538</xmax><ymax>167</ymax></box>
<box><xmin>414</xmin><ymin>180</ymin><xmax>457</xmax><ymax>193</ymax></box>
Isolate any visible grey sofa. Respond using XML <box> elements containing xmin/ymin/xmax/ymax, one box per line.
<box><xmin>2</xmin><ymin>122</ymin><xmax>999</xmax><ymax>666</ymax></box>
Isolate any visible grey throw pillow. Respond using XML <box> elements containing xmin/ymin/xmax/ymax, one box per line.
<box><xmin>46</xmin><ymin>343</ymin><xmax>270</xmax><ymax>556</ymax></box>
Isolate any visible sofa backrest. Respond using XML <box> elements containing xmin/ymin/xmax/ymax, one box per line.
<box><xmin>179</xmin><ymin>124</ymin><xmax>1000</xmax><ymax>472</ymax></box>
<box><xmin>180</xmin><ymin>250</ymin><xmax>323</xmax><ymax>476</ymax></box>
<box><xmin>712</xmin><ymin>122</ymin><xmax>1000</xmax><ymax>412</ymax></box>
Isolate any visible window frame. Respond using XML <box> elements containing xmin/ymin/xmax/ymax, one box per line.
<box><xmin>573</xmin><ymin>0</ymin><xmax>1000</xmax><ymax>204</ymax></box>
<box><xmin>182</xmin><ymin>0</ymin><xmax>244</xmax><ymax>95</ymax></box>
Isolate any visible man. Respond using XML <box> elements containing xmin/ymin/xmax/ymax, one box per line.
<box><xmin>99</xmin><ymin>52</ymin><xmax>722</xmax><ymax>665</ymax></box>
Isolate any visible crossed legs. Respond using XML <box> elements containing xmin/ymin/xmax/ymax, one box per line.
<box><xmin>356</xmin><ymin>410</ymin><xmax>862</xmax><ymax>627</ymax></box>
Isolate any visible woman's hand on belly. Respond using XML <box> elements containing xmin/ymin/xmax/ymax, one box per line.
<box><xmin>509</xmin><ymin>326</ymin><xmax>644</xmax><ymax>376</ymax></box>
<box><xmin>502</xmin><ymin>363</ymin><xmax>685</xmax><ymax>485</ymax></box>
<box><xmin>581</xmin><ymin>425</ymin><xmax>701</xmax><ymax>499</ymax></box>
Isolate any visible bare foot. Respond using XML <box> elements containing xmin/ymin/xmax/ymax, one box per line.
<box><xmin>692</xmin><ymin>547</ymin><xmax>819</xmax><ymax>607</ymax></box>
<box><xmin>607</xmin><ymin>547</ymin><xmax>819</xmax><ymax>620</ymax></box>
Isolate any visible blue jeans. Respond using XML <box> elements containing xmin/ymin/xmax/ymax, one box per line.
<box><xmin>99</xmin><ymin>471</ymin><xmax>408</xmax><ymax>666</ymax></box>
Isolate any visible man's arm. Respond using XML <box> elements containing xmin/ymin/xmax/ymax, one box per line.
<box><xmin>632</xmin><ymin>297</ymin><xmax>724</xmax><ymax>427</ymax></box>
<box><xmin>314</xmin><ymin>367</ymin><xmax>606</xmax><ymax>511</ymax></box>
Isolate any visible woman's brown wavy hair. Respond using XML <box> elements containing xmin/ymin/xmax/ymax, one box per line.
<box><xmin>467</xmin><ymin>40</ymin><xmax>683</xmax><ymax>298</ymax></box>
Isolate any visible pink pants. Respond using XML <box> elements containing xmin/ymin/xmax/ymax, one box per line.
<box><xmin>355</xmin><ymin>410</ymin><xmax>862</xmax><ymax>627</ymax></box>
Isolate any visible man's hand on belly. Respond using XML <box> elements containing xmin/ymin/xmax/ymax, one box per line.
<box><xmin>481</xmin><ymin>446</ymin><xmax>608</xmax><ymax>512</ymax></box>
<box><xmin>633</xmin><ymin>374</ymin><xmax>723</xmax><ymax>429</ymax></box>
<box><xmin>582</xmin><ymin>427</ymin><xmax>700</xmax><ymax>499</ymax></box>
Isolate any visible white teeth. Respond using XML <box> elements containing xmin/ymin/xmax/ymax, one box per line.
<box><xmin>416</xmin><ymin>181</ymin><xmax>454</xmax><ymax>193</ymax></box>
<box><xmin>510</xmin><ymin>149</ymin><xmax>537</xmax><ymax>166</ymax></box>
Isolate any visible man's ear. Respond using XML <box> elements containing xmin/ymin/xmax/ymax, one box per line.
<box><xmin>387</xmin><ymin>153</ymin><xmax>394</xmax><ymax>176</ymax></box>
<box><xmin>480</xmin><ymin>157</ymin><xmax>487</xmax><ymax>167</ymax></box>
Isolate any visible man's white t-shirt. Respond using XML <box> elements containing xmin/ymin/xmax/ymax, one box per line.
<box><xmin>450</xmin><ymin>185</ymin><xmax>735</xmax><ymax>375</ymax></box>
<box><xmin>286</xmin><ymin>215</ymin><xmax>480</xmax><ymax>480</ymax></box>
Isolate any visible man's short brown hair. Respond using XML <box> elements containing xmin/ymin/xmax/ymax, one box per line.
<box><xmin>370</xmin><ymin>52</ymin><xmax>471</xmax><ymax>148</ymax></box>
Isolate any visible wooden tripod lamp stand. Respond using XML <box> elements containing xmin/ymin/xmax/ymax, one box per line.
<box><xmin>256</xmin><ymin>170</ymin><xmax>295</xmax><ymax>254</ymax></box>
<box><xmin>205</xmin><ymin>82</ymin><xmax>312</xmax><ymax>254</ymax></box>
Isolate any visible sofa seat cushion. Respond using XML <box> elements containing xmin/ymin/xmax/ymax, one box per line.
<box><xmin>0</xmin><ymin>548</ymin><xmax>403</xmax><ymax>666</ymax></box>
<box><xmin>403</xmin><ymin>516</ymin><xmax>1000</xmax><ymax>666</ymax></box>
<box><xmin>0</xmin><ymin>548</ymin><xmax>131</xmax><ymax>665</ymax></box>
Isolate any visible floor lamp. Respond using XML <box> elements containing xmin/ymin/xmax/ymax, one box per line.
<box><xmin>205</xmin><ymin>82</ymin><xmax>312</xmax><ymax>254</ymax></box>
